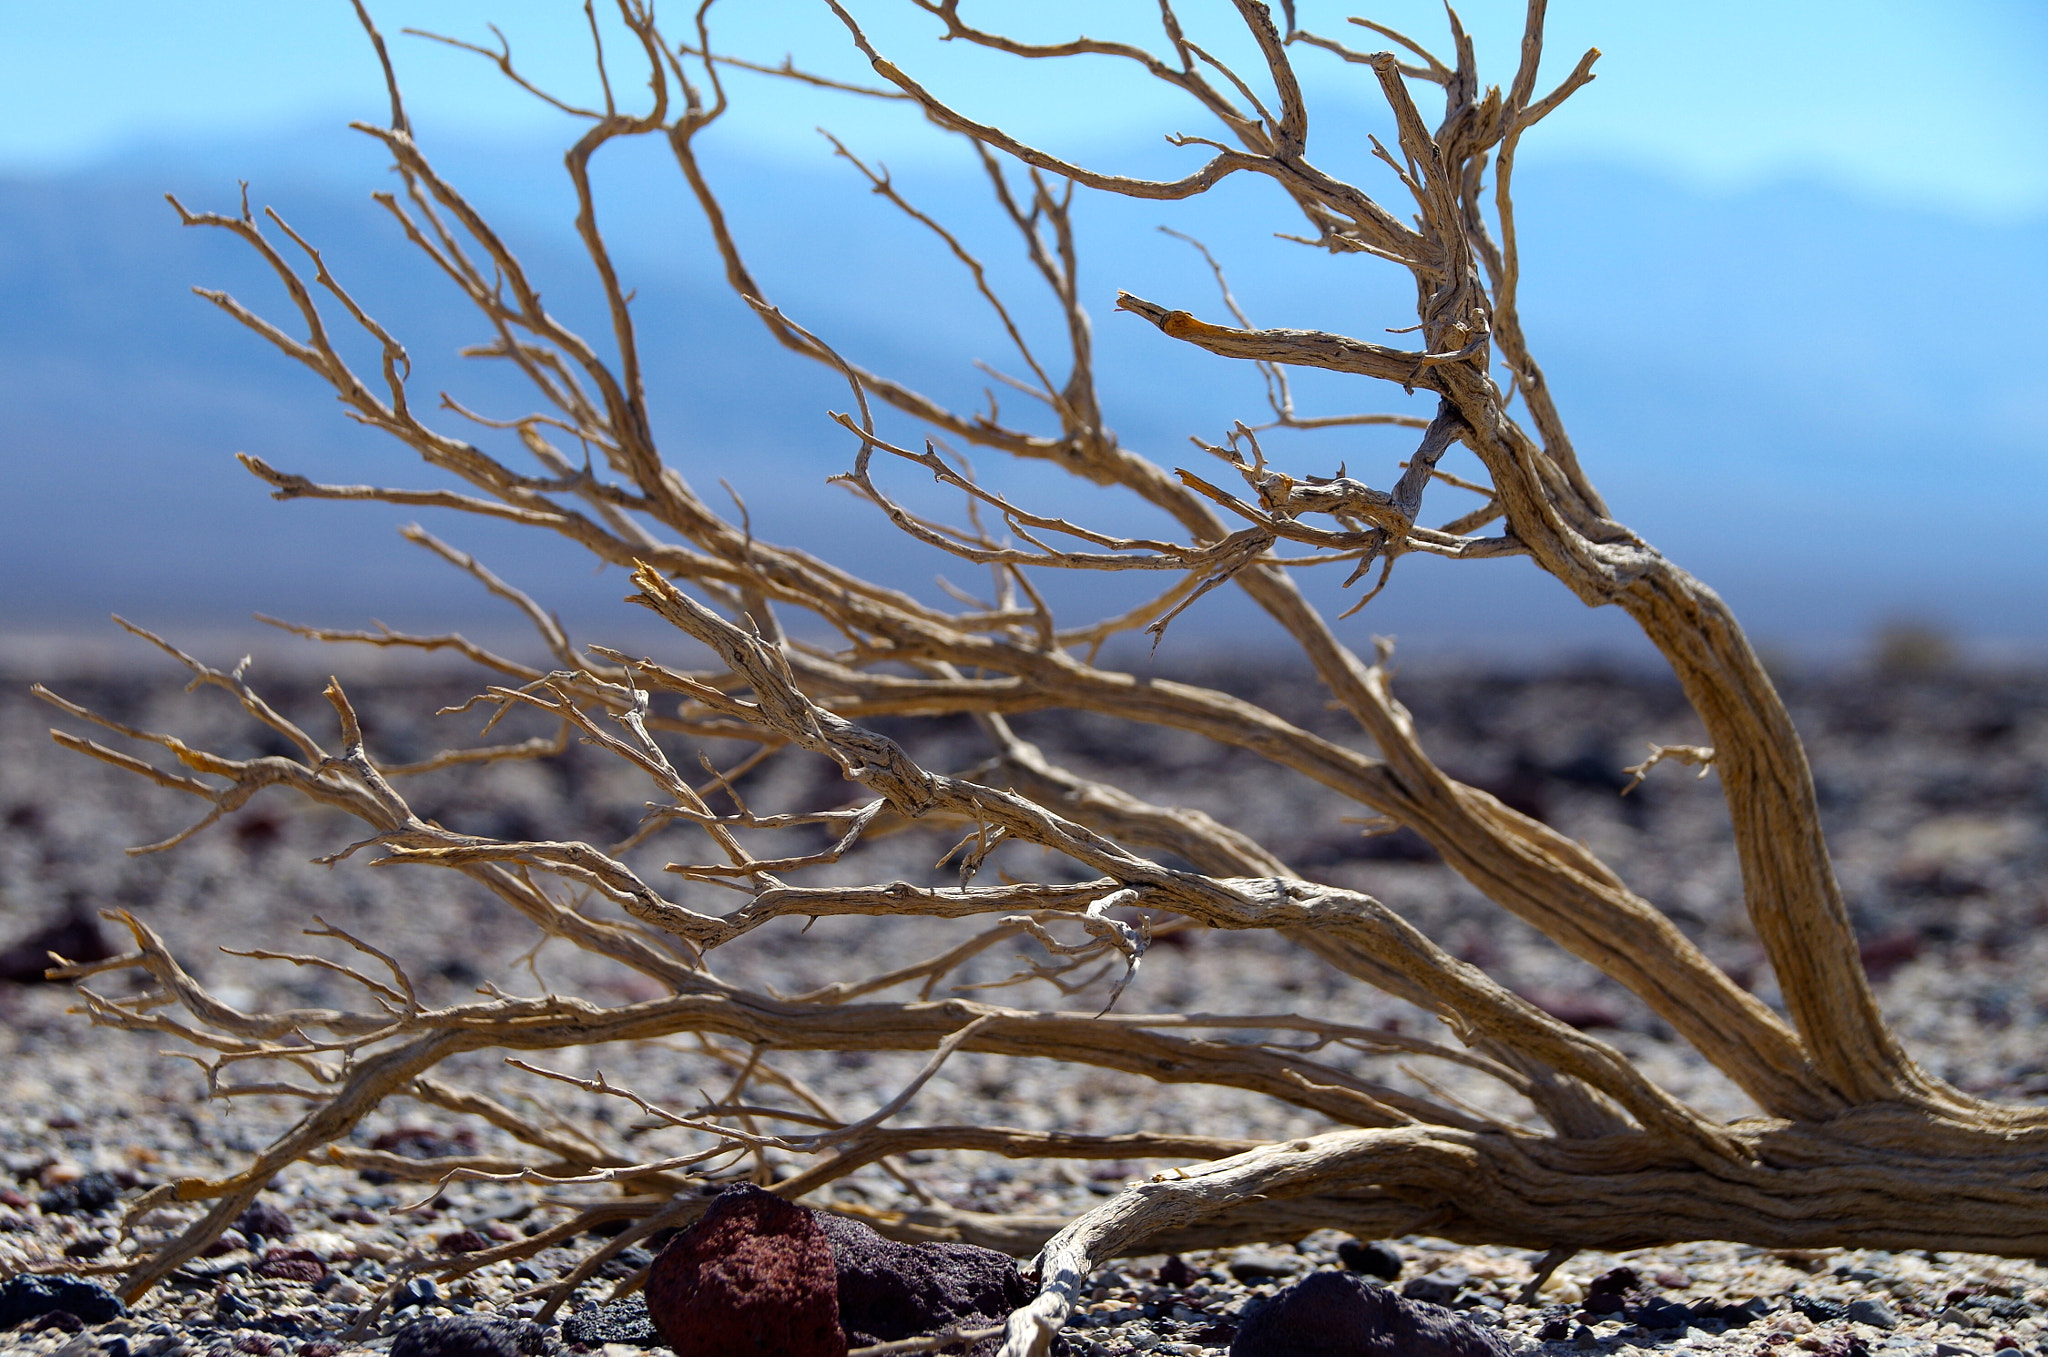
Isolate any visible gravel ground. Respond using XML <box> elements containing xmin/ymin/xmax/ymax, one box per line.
<box><xmin>1</xmin><ymin>641</ymin><xmax>2045</xmax><ymax>1356</ymax></box>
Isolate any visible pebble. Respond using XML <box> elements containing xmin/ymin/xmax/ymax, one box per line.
<box><xmin>1339</xmin><ymin>1241</ymin><xmax>1404</xmax><ymax>1282</ymax></box>
<box><xmin>394</xmin><ymin>1277</ymin><xmax>442</xmax><ymax>1310</ymax></box>
<box><xmin>560</xmin><ymin>1295</ymin><xmax>660</xmax><ymax>1347</ymax></box>
<box><xmin>1227</xmin><ymin>1247</ymin><xmax>1304</xmax><ymax>1282</ymax></box>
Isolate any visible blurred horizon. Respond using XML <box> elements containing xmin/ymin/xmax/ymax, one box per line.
<box><xmin>3</xmin><ymin>2</ymin><xmax>2045</xmax><ymax>668</ymax></box>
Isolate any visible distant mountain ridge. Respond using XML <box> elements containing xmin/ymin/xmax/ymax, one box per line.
<box><xmin>4</xmin><ymin>121</ymin><xmax>2043</xmax><ymax>658</ymax></box>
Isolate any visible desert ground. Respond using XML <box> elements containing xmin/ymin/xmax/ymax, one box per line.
<box><xmin>2</xmin><ymin>642</ymin><xmax>2044</xmax><ymax>1356</ymax></box>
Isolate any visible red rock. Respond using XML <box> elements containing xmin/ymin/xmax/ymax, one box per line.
<box><xmin>437</xmin><ymin>1229</ymin><xmax>493</xmax><ymax>1255</ymax></box>
<box><xmin>235</xmin><ymin>1201</ymin><xmax>295</xmax><ymax>1241</ymax></box>
<box><xmin>645</xmin><ymin>1184</ymin><xmax>846</xmax><ymax>1357</ymax></box>
<box><xmin>255</xmin><ymin>1247</ymin><xmax>328</xmax><ymax>1284</ymax></box>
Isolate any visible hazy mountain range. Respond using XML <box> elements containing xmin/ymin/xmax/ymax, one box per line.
<box><xmin>4</xmin><ymin>119</ymin><xmax>2042</xmax><ymax>664</ymax></box>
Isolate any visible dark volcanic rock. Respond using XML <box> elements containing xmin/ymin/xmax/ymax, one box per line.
<box><xmin>1789</xmin><ymin>1294</ymin><xmax>1851</xmax><ymax>1323</ymax></box>
<box><xmin>816</xmin><ymin>1209</ymin><xmax>1057</xmax><ymax>1356</ymax></box>
<box><xmin>561</xmin><ymin>1295</ymin><xmax>661</xmax><ymax>1347</ymax></box>
<box><xmin>0</xmin><ymin>909</ymin><xmax>112</xmax><ymax>984</ymax></box>
<box><xmin>1400</xmin><ymin>1265</ymin><xmax>1467</xmax><ymax>1307</ymax></box>
<box><xmin>26</xmin><ymin>1309</ymin><xmax>83</xmax><ymax>1334</ymax></box>
<box><xmin>1694</xmin><ymin>1296</ymin><xmax>1773</xmax><ymax>1328</ymax></box>
<box><xmin>0</xmin><ymin>1274</ymin><xmax>126</xmax><ymax>1330</ymax></box>
<box><xmin>1338</xmin><ymin>1240</ymin><xmax>1403</xmax><ymax>1281</ymax></box>
<box><xmin>36</xmin><ymin>1170</ymin><xmax>122</xmax><ymax>1215</ymax></box>
<box><xmin>1231</xmin><ymin>1271</ymin><xmax>1515</xmax><ymax>1357</ymax></box>
<box><xmin>389</xmin><ymin>1314</ymin><xmax>550</xmax><ymax>1357</ymax></box>
<box><xmin>645</xmin><ymin>1183</ymin><xmax>845</xmax><ymax>1357</ymax></box>
<box><xmin>394</xmin><ymin>1277</ymin><xmax>441</xmax><ymax>1310</ymax></box>
<box><xmin>1630</xmin><ymin>1296</ymin><xmax>1694</xmax><ymax>1332</ymax></box>
<box><xmin>1581</xmin><ymin>1265</ymin><xmax>1640</xmax><ymax>1315</ymax></box>
<box><xmin>370</xmin><ymin>1127</ymin><xmax>479</xmax><ymax>1159</ymax></box>
<box><xmin>235</xmin><ymin>1201</ymin><xmax>295</xmax><ymax>1241</ymax></box>
<box><xmin>597</xmin><ymin>1244</ymin><xmax>655</xmax><ymax>1279</ymax></box>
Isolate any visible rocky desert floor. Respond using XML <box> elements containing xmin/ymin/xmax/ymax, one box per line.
<box><xmin>1</xmin><ymin>638</ymin><xmax>2044</xmax><ymax>1356</ymax></box>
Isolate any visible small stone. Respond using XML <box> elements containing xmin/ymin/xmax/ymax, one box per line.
<box><xmin>1629</xmin><ymin>1298</ymin><xmax>1693</xmax><ymax>1332</ymax></box>
<box><xmin>1695</xmin><ymin>1297</ymin><xmax>1774</xmax><ymax>1328</ymax></box>
<box><xmin>1337</xmin><ymin>1241</ymin><xmax>1402</xmax><ymax>1282</ymax></box>
<box><xmin>29</xmin><ymin>1309</ymin><xmax>85</xmax><ymax>1333</ymax></box>
<box><xmin>255</xmin><ymin>1248</ymin><xmax>328</xmax><ymax>1285</ymax></box>
<box><xmin>202</xmin><ymin>1229</ymin><xmax>250</xmax><ymax>1258</ymax></box>
<box><xmin>389</xmin><ymin>1315</ymin><xmax>548</xmax><ymax>1357</ymax></box>
<box><xmin>1934</xmin><ymin>1346</ymin><xmax>1975</xmax><ymax>1357</ymax></box>
<box><xmin>1230</xmin><ymin>1271</ymin><xmax>1517</xmax><ymax>1357</ymax></box>
<box><xmin>1401</xmin><ymin>1267</ymin><xmax>1468</xmax><ymax>1308</ymax></box>
<box><xmin>644</xmin><ymin>1182</ymin><xmax>844</xmax><ymax>1357</ymax></box>
<box><xmin>438</xmin><ymin>1230</ymin><xmax>494</xmax><ymax>1255</ymax></box>
<box><xmin>235</xmin><ymin>1203</ymin><xmax>295</xmax><ymax>1242</ymax></box>
<box><xmin>327</xmin><ymin>1280</ymin><xmax>369</xmax><ymax>1306</ymax></box>
<box><xmin>597</xmin><ymin>1245</ymin><xmax>655</xmax><ymax>1280</ymax></box>
<box><xmin>561</xmin><ymin>1295</ymin><xmax>660</xmax><ymax>1347</ymax></box>
<box><xmin>0</xmin><ymin>1274</ymin><xmax>127</xmax><ymax>1329</ymax></box>
<box><xmin>370</xmin><ymin>1128</ymin><xmax>479</xmax><ymax>1160</ymax></box>
<box><xmin>1794</xmin><ymin>1296</ymin><xmax>1852</xmax><ymax>1323</ymax></box>
<box><xmin>1585</xmin><ymin>1268</ymin><xmax>1640</xmax><ymax>1302</ymax></box>
<box><xmin>394</xmin><ymin>1277</ymin><xmax>442</xmax><ymax>1310</ymax></box>
<box><xmin>1850</xmin><ymin>1300</ymin><xmax>1901</xmax><ymax>1330</ymax></box>
<box><xmin>0</xmin><ymin>910</ymin><xmax>113</xmax><ymax>984</ymax></box>
<box><xmin>1158</xmin><ymin>1256</ymin><xmax>1196</xmax><ymax>1289</ymax></box>
<box><xmin>37</xmin><ymin>1171</ymin><xmax>123</xmax><ymax>1216</ymax></box>
<box><xmin>1228</xmin><ymin>1247</ymin><xmax>1305</xmax><ymax>1282</ymax></box>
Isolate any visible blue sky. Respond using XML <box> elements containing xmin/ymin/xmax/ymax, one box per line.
<box><xmin>4</xmin><ymin>0</ymin><xmax>2047</xmax><ymax>218</ymax></box>
<box><xmin>3</xmin><ymin>2</ymin><xmax>2044</xmax><ymax>656</ymax></box>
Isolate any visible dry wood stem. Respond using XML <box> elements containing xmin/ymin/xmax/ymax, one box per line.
<box><xmin>31</xmin><ymin>3</ymin><xmax>2037</xmax><ymax>1352</ymax></box>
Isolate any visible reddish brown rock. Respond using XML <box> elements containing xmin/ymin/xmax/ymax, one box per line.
<box><xmin>235</xmin><ymin>1201</ymin><xmax>295</xmax><ymax>1241</ymax></box>
<box><xmin>437</xmin><ymin>1229</ymin><xmax>493</xmax><ymax>1255</ymax></box>
<box><xmin>645</xmin><ymin>1184</ymin><xmax>846</xmax><ymax>1357</ymax></box>
<box><xmin>254</xmin><ymin>1247</ymin><xmax>327</xmax><ymax>1284</ymax></box>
